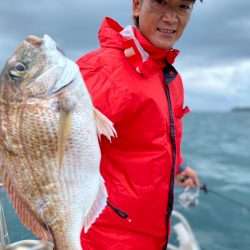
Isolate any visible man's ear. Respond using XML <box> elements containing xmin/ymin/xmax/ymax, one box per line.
<box><xmin>132</xmin><ymin>0</ymin><xmax>140</xmax><ymax>17</ymax></box>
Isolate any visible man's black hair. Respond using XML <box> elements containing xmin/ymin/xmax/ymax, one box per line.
<box><xmin>133</xmin><ymin>0</ymin><xmax>203</xmax><ymax>28</ymax></box>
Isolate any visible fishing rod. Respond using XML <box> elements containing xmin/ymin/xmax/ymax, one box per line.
<box><xmin>177</xmin><ymin>175</ymin><xmax>250</xmax><ymax>211</ymax></box>
<box><xmin>200</xmin><ymin>184</ymin><xmax>250</xmax><ymax>211</ymax></box>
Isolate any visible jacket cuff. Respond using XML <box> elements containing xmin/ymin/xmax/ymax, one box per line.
<box><xmin>178</xmin><ymin>161</ymin><xmax>188</xmax><ymax>172</ymax></box>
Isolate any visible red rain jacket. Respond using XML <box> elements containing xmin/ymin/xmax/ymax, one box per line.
<box><xmin>77</xmin><ymin>17</ymin><xmax>189</xmax><ymax>250</ymax></box>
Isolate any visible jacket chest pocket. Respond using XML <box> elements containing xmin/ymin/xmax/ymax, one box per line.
<box><xmin>175</xmin><ymin>106</ymin><xmax>190</xmax><ymax>120</ymax></box>
<box><xmin>174</xmin><ymin>106</ymin><xmax>190</xmax><ymax>144</ymax></box>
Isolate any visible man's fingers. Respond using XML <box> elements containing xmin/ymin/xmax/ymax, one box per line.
<box><xmin>180</xmin><ymin>178</ymin><xmax>196</xmax><ymax>188</ymax></box>
<box><xmin>194</xmin><ymin>175</ymin><xmax>201</xmax><ymax>187</ymax></box>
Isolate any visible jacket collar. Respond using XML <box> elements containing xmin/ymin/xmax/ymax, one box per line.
<box><xmin>98</xmin><ymin>17</ymin><xmax>179</xmax><ymax>75</ymax></box>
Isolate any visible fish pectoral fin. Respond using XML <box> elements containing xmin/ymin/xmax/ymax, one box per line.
<box><xmin>93</xmin><ymin>108</ymin><xmax>117</xmax><ymax>142</ymax></box>
<box><xmin>58</xmin><ymin>96</ymin><xmax>76</xmax><ymax>169</ymax></box>
<box><xmin>83</xmin><ymin>178</ymin><xmax>108</xmax><ymax>233</ymax></box>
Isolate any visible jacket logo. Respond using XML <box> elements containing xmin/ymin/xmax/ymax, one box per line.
<box><xmin>124</xmin><ymin>47</ymin><xmax>136</xmax><ymax>58</ymax></box>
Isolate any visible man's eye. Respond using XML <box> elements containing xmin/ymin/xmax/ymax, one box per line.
<box><xmin>156</xmin><ymin>0</ymin><xmax>167</xmax><ymax>5</ymax></box>
<box><xmin>180</xmin><ymin>4</ymin><xmax>190</xmax><ymax>10</ymax></box>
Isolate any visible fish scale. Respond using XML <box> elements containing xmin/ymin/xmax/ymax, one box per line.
<box><xmin>0</xmin><ymin>35</ymin><xmax>116</xmax><ymax>249</ymax></box>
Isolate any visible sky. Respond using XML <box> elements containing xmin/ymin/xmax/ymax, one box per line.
<box><xmin>0</xmin><ymin>0</ymin><xmax>249</xmax><ymax>111</ymax></box>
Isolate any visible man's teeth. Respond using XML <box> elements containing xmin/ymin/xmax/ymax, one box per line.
<box><xmin>158</xmin><ymin>28</ymin><xmax>175</xmax><ymax>33</ymax></box>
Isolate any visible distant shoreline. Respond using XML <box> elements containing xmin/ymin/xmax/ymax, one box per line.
<box><xmin>231</xmin><ymin>107</ymin><xmax>250</xmax><ymax>112</ymax></box>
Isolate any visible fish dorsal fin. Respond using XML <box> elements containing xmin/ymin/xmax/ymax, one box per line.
<box><xmin>93</xmin><ymin>108</ymin><xmax>117</xmax><ymax>142</ymax></box>
<box><xmin>0</xmin><ymin>166</ymin><xmax>52</xmax><ymax>240</ymax></box>
<box><xmin>83</xmin><ymin>178</ymin><xmax>107</xmax><ymax>233</ymax></box>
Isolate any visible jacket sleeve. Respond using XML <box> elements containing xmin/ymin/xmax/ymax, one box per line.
<box><xmin>176</xmin><ymin>156</ymin><xmax>188</xmax><ymax>175</ymax></box>
<box><xmin>174</xmin><ymin>106</ymin><xmax>190</xmax><ymax>176</ymax></box>
<box><xmin>76</xmin><ymin>57</ymin><xmax>132</xmax><ymax>124</ymax></box>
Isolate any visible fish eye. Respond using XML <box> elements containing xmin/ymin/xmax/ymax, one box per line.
<box><xmin>9</xmin><ymin>62</ymin><xmax>27</xmax><ymax>80</ymax></box>
<box><xmin>15</xmin><ymin>63</ymin><xmax>27</xmax><ymax>74</ymax></box>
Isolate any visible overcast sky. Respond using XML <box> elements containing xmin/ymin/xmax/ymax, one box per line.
<box><xmin>0</xmin><ymin>0</ymin><xmax>249</xmax><ymax>111</ymax></box>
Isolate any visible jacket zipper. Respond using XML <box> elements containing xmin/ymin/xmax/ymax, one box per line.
<box><xmin>163</xmin><ymin>64</ymin><xmax>178</xmax><ymax>249</ymax></box>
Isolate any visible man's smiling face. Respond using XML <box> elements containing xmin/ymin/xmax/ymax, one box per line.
<box><xmin>133</xmin><ymin>0</ymin><xmax>194</xmax><ymax>50</ymax></box>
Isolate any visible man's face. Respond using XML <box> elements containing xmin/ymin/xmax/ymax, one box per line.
<box><xmin>133</xmin><ymin>0</ymin><xmax>194</xmax><ymax>50</ymax></box>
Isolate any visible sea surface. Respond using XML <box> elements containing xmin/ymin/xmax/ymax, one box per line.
<box><xmin>1</xmin><ymin>112</ymin><xmax>250</xmax><ymax>249</ymax></box>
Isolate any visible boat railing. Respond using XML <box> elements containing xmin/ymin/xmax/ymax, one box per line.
<box><xmin>0</xmin><ymin>240</ymin><xmax>54</xmax><ymax>250</ymax></box>
<box><xmin>0</xmin><ymin>182</ymin><xmax>10</xmax><ymax>248</ymax></box>
<box><xmin>167</xmin><ymin>210</ymin><xmax>200</xmax><ymax>250</ymax></box>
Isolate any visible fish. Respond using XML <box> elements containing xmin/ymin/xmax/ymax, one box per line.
<box><xmin>0</xmin><ymin>35</ymin><xmax>117</xmax><ymax>249</ymax></box>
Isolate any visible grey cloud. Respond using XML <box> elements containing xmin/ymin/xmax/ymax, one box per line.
<box><xmin>0</xmin><ymin>0</ymin><xmax>249</xmax><ymax>110</ymax></box>
<box><xmin>176</xmin><ymin>0</ymin><xmax>250</xmax><ymax>66</ymax></box>
<box><xmin>0</xmin><ymin>0</ymin><xmax>131</xmax><ymax>65</ymax></box>
<box><xmin>179</xmin><ymin>60</ymin><xmax>250</xmax><ymax>111</ymax></box>
<box><xmin>1</xmin><ymin>0</ymin><xmax>249</xmax><ymax>65</ymax></box>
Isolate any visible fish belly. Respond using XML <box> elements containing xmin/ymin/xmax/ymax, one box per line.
<box><xmin>0</xmin><ymin>83</ymin><xmax>106</xmax><ymax>249</ymax></box>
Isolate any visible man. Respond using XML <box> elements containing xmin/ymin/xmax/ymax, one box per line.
<box><xmin>77</xmin><ymin>0</ymin><xmax>201</xmax><ymax>249</ymax></box>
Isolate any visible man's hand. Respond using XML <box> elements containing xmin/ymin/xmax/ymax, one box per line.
<box><xmin>175</xmin><ymin>167</ymin><xmax>200</xmax><ymax>188</ymax></box>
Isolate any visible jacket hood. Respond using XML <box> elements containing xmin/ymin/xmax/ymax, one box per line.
<box><xmin>98</xmin><ymin>17</ymin><xmax>179</xmax><ymax>74</ymax></box>
<box><xmin>98</xmin><ymin>17</ymin><xmax>124</xmax><ymax>50</ymax></box>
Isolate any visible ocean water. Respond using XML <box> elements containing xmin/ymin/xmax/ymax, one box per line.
<box><xmin>1</xmin><ymin>112</ymin><xmax>250</xmax><ymax>249</ymax></box>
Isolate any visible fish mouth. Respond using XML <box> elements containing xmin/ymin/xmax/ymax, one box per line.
<box><xmin>25</xmin><ymin>35</ymin><xmax>55</xmax><ymax>50</ymax></box>
<box><xmin>25</xmin><ymin>35</ymin><xmax>43</xmax><ymax>47</ymax></box>
<box><xmin>25</xmin><ymin>35</ymin><xmax>64</xmax><ymax>55</ymax></box>
<box><xmin>24</xmin><ymin>34</ymin><xmax>75</xmax><ymax>95</ymax></box>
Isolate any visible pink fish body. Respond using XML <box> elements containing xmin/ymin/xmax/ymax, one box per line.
<box><xmin>0</xmin><ymin>35</ymin><xmax>116</xmax><ymax>249</ymax></box>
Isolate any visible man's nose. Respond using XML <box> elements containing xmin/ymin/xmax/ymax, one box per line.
<box><xmin>162</xmin><ymin>10</ymin><xmax>178</xmax><ymax>23</ymax></box>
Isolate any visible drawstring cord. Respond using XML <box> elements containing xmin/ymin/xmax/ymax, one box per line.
<box><xmin>107</xmin><ymin>201</ymin><xmax>131</xmax><ymax>222</ymax></box>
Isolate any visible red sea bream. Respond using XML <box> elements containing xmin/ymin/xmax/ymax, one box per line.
<box><xmin>0</xmin><ymin>35</ymin><xmax>116</xmax><ymax>249</ymax></box>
